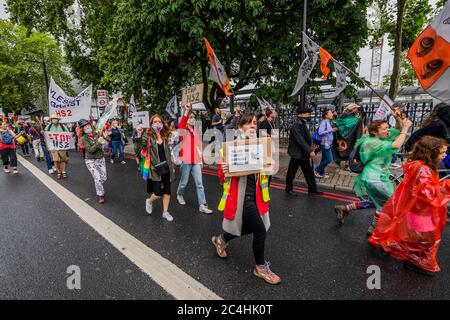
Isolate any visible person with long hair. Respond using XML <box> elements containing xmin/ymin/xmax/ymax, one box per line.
<box><xmin>80</xmin><ymin>119</ymin><xmax>108</xmax><ymax>204</ymax></box>
<box><xmin>337</xmin><ymin>118</ymin><xmax>412</xmax><ymax>236</ymax></box>
<box><xmin>135</xmin><ymin>114</ymin><xmax>175</xmax><ymax>221</ymax></box>
<box><xmin>0</xmin><ymin>121</ymin><xmax>19</xmax><ymax>174</ymax></box>
<box><xmin>369</xmin><ymin>136</ymin><xmax>450</xmax><ymax>276</ymax></box>
<box><xmin>405</xmin><ymin>103</ymin><xmax>450</xmax><ymax>151</ymax></box>
<box><xmin>211</xmin><ymin>112</ymin><xmax>281</xmax><ymax>285</ymax></box>
<box><xmin>176</xmin><ymin>103</ymin><xmax>213</xmax><ymax>214</ymax></box>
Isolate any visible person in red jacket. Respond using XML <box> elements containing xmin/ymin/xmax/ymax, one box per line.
<box><xmin>176</xmin><ymin>103</ymin><xmax>213</xmax><ymax>214</ymax></box>
<box><xmin>0</xmin><ymin>121</ymin><xmax>19</xmax><ymax>174</ymax></box>
<box><xmin>369</xmin><ymin>136</ymin><xmax>450</xmax><ymax>276</ymax></box>
<box><xmin>211</xmin><ymin>112</ymin><xmax>281</xmax><ymax>285</ymax></box>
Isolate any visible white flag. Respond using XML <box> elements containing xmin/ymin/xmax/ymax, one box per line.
<box><xmin>372</xmin><ymin>95</ymin><xmax>394</xmax><ymax>121</ymax></box>
<box><xmin>166</xmin><ymin>95</ymin><xmax>178</xmax><ymax>119</ymax></box>
<box><xmin>290</xmin><ymin>32</ymin><xmax>320</xmax><ymax>96</ymax></box>
<box><xmin>48</xmin><ymin>78</ymin><xmax>92</xmax><ymax>123</ymax></box>
<box><xmin>323</xmin><ymin>61</ymin><xmax>348</xmax><ymax>98</ymax></box>
<box><xmin>256</xmin><ymin>97</ymin><xmax>269</xmax><ymax>110</ymax></box>
<box><xmin>128</xmin><ymin>94</ymin><xmax>136</xmax><ymax>119</ymax></box>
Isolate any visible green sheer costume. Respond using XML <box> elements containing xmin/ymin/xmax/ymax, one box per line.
<box><xmin>353</xmin><ymin>128</ymin><xmax>400</xmax><ymax>210</ymax></box>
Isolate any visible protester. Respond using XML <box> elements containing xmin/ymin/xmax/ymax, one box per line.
<box><xmin>176</xmin><ymin>103</ymin><xmax>213</xmax><ymax>214</ymax></box>
<box><xmin>0</xmin><ymin>121</ymin><xmax>18</xmax><ymax>174</ymax></box>
<box><xmin>45</xmin><ymin>115</ymin><xmax>70</xmax><ymax>179</ymax></box>
<box><xmin>135</xmin><ymin>114</ymin><xmax>175</xmax><ymax>221</ymax></box>
<box><xmin>40</xmin><ymin>117</ymin><xmax>55</xmax><ymax>174</ymax></box>
<box><xmin>314</xmin><ymin>108</ymin><xmax>338</xmax><ymax>178</ymax></box>
<box><xmin>29</xmin><ymin>121</ymin><xmax>45</xmax><ymax>162</ymax></box>
<box><xmin>369</xmin><ymin>136</ymin><xmax>450</xmax><ymax>276</ymax></box>
<box><xmin>211</xmin><ymin>112</ymin><xmax>281</xmax><ymax>285</ymax></box>
<box><xmin>224</xmin><ymin>104</ymin><xmax>242</xmax><ymax>131</ymax></box>
<box><xmin>108</xmin><ymin>119</ymin><xmax>126</xmax><ymax>164</ymax></box>
<box><xmin>211</xmin><ymin>107</ymin><xmax>224</xmax><ymax>132</ymax></box>
<box><xmin>285</xmin><ymin>105</ymin><xmax>323</xmax><ymax>196</ymax></box>
<box><xmin>405</xmin><ymin>103</ymin><xmax>450</xmax><ymax>152</ymax></box>
<box><xmin>337</xmin><ymin>118</ymin><xmax>412</xmax><ymax>236</ymax></box>
<box><xmin>258</xmin><ymin>107</ymin><xmax>277</xmax><ymax>137</ymax></box>
<box><xmin>15</xmin><ymin>121</ymin><xmax>30</xmax><ymax>156</ymax></box>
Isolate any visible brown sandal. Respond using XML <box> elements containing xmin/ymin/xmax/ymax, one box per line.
<box><xmin>211</xmin><ymin>236</ymin><xmax>228</xmax><ymax>258</ymax></box>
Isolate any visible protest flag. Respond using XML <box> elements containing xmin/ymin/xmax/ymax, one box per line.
<box><xmin>319</xmin><ymin>47</ymin><xmax>333</xmax><ymax>79</ymax></box>
<box><xmin>204</xmin><ymin>38</ymin><xmax>232</xmax><ymax>96</ymax></box>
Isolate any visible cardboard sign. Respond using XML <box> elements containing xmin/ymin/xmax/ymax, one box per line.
<box><xmin>44</xmin><ymin>132</ymin><xmax>75</xmax><ymax>151</ymax></box>
<box><xmin>222</xmin><ymin>137</ymin><xmax>273</xmax><ymax>177</ymax></box>
<box><xmin>131</xmin><ymin>111</ymin><xmax>150</xmax><ymax>128</ymax></box>
<box><xmin>181</xmin><ymin>84</ymin><xmax>204</xmax><ymax>106</ymax></box>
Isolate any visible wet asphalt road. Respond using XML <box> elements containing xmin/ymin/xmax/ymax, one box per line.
<box><xmin>0</xmin><ymin>150</ymin><xmax>449</xmax><ymax>300</ymax></box>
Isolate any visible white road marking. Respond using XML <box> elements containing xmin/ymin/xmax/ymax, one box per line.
<box><xmin>18</xmin><ymin>155</ymin><xmax>222</xmax><ymax>300</ymax></box>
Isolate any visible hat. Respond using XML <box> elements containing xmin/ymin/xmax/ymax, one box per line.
<box><xmin>296</xmin><ymin>106</ymin><xmax>312</xmax><ymax>114</ymax></box>
<box><xmin>78</xmin><ymin>119</ymin><xmax>90</xmax><ymax>128</ymax></box>
<box><xmin>343</xmin><ymin>103</ymin><xmax>360</xmax><ymax>113</ymax></box>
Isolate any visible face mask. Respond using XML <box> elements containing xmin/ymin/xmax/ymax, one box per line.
<box><xmin>84</xmin><ymin>129</ymin><xmax>93</xmax><ymax>134</ymax></box>
<box><xmin>152</xmin><ymin>123</ymin><xmax>163</xmax><ymax>132</ymax></box>
<box><xmin>187</xmin><ymin>118</ymin><xmax>196</xmax><ymax>126</ymax></box>
<box><xmin>51</xmin><ymin>119</ymin><xmax>58</xmax><ymax>124</ymax></box>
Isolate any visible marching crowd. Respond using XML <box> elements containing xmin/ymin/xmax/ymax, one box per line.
<box><xmin>1</xmin><ymin>99</ymin><xmax>450</xmax><ymax>283</ymax></box>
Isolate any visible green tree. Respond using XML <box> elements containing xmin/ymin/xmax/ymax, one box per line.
<box><xmin>6</xmin><ymin>0</ymin><xmax>371</xmax><ymax>111</ymax></box>
<box><xmin>0</xmin><ymin>19</ymin><xmax>72</xmax><ymax>114</ymax></box>
<box><xmin>372</xmin><ymin>0</ymin><xmax>432</xmax><ymax>98</ymax></box>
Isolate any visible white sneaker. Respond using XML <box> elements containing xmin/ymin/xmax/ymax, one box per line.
<box><xmin>12</xmin><ymin>168</ymin><xmax>18</xmax><ymax>174</ymax></box>
<box><xmin>121</xmin><ymin>161</ymin><xmax>126</xmax><ymax>164</ymax></box>
<box><xmin>3</xmin><ymin>167</ymin><xmax>10</xmax><ymax>174</ymax></box>
<box><xmin>110</xmin><ymin>159</ymin><xmax>114</xmax><ymax>164</ymax></box>
<box><xmin>145</xmin><ymin>199</ymin><xmax>153</xmax><ymax>215</ymax></box>
<box><xmin>162</xmin><ymin>212</ymin><xmax>174</xmax><ymax>222</ymax></box>
<box><xmin>177</xmin><ymin>195</ymin><xmax>186</xmax><ymax>205</ymax></box>
<box><xmin>199</xmin><ymin>204</ymin><xmax>213</xmax><ymax>214</ymax></box>
<box><xmin>49</xmin><ymin>169</ymin><xmax>55</xmax><ymax>174</ymax></box>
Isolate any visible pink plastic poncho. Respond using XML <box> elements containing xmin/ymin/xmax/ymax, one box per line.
<box><xmin>369</xmin><ymin>160</ymin><xmax>450</xmax><ymax>272</ymax></box>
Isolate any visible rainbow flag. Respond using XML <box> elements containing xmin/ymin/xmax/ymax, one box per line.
<box><xmin>140</xmin><ymin>148</ymin><xmax>150</xmax><ymax>181</ymax></box>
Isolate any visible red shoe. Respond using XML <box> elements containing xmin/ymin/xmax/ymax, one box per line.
<box><xmin>99</xmin><ymin>196</ymin><xmax>105</xmax><ymax>204</ymax></box>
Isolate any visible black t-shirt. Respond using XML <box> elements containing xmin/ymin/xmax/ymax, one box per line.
<box><xmin>111</xmin><ymin>128</ymin><xmax>122</xmax><ymax>142</ymax></box>
<box><xmin>259</xmin><ymin>119</ymin><xmax>274</xmax><ymax>136</ymax></box>
<box><xmin>245</xmin><ymin>174</ymin><xmax>257</xmax><ymax>198</ymax></box>
<box><xmin>212</xmin><ymin>114</ymin><xmax>224</xmax><ymax>131</ymax></box>
<box><xmin>157</xmin><ymin>142</ymin><xmax>166</xmax><ymax>162</ymax></box>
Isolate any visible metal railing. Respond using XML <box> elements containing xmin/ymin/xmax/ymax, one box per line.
<box><xmin>276</xmin><ymin>101</ymin><xmax>434</xmax><ymax>140</ymax></box>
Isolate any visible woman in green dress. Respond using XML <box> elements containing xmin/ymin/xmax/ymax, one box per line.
<box><xmin>351</xmin><ymin>118</ymin><xmax>412</xmax><ymax>236</ymax></box>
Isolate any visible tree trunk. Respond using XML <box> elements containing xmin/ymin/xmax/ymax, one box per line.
<box><xmin>388</xmin><ymin>0</ymin><xmax>407</xmax><ymax>100</ymax></box>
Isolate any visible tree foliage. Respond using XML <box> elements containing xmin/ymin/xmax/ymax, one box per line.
<box><xmin>6</xmin><ymin>0</ymin><xmax>371</xmax><ymax>111</ymax></box>
<box><xmin>0</xmin><ymin>19</ymin><xmax>72</xmax><ymax>114</ymax></box>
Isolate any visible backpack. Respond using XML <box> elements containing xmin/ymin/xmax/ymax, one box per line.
<box><xmin>348</xmin><ymin>144</ymin><xmax>364</xmax><ymax>173</ymax></box>
<box><xmin>312</xmin><ymin>127</ymin><xmax>322</xmax><ymax>145</ymax></box>
<box><xmin>1</xmin><ymin>131</ymin><xmax>13</xmax><ymax>145</ymax></box>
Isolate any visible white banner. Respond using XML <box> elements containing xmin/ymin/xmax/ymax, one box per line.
<box><xmin>44</xmin><ymin>131</ymin><xmax>75</xmax><ymax>151</ymax></box>
<box><xmin>372</xmin><ymin>95</ymin><xmax>394</xmax><ymax>121</ymax></box>
<box><xmin>131</xmin><ymin>111</ymin><xmax>150</xmax><ymax>129</ymax></box>
<box><xmin>49</xmin><ymin>78</ymin><xmax>93</xmax><ymax>123</ymax></box>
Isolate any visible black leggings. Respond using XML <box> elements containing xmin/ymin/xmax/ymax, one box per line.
<box><xmin>222</xmin><ymin>198</ymin><xmax>267</xmax><ymax>265</ymax></box>
<box><xmin>0</xmin><ymin>148</ymin><xmax>18</xmax><ymax>167</ymax></box>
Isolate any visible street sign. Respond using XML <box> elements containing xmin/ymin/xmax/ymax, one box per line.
<box><xmin>97</xmin><ymin>90</ymin><xmax>109</xmax><ymax>108</ymax></box>
<box><xmin>181</xmin><ymin>84</ymin><xmax>204</xmax><ymax>106</ymax></box>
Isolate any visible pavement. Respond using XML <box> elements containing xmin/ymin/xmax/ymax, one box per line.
<box><xmin>1</xmin><ymin>149</ymin><xmax>450</xmax><ymax>299</ymax></box>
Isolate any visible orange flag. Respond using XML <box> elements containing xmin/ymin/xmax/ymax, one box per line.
<box><xmin>319</xmin><ymin>47</ymin><xmax>333</xmax><ymax>79</ymax></box>
<box><xmin>407</xmin><ymin>1</ymin><xmax>450</xmax><ymax>103</ymax></box>
<box><xmin>204</xmin><ymin>38</ymin><xmax>232</xmax><ymax>96</ymax></box>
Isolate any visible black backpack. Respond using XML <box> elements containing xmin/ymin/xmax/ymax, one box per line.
<box><xmin>348</xmin><ymin>144</ymin><xmax>364</xmax><ymax>173</ymax></box>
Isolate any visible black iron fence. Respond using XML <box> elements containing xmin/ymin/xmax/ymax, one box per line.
<box><xmin>276</xmin><ymin>101</ymin><xmax>434</xmax><ymax>141</ymax></box>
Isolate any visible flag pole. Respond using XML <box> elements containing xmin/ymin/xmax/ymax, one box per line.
<box><xmin>332</xmin><ymin>59</ymin><xmax>395</xmax><ymax>111</ymax></box>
